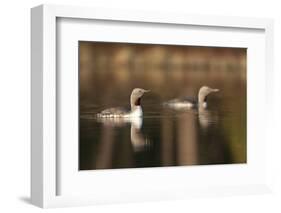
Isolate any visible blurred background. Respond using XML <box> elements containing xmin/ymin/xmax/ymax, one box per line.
<box><xmin>79</xmin><ymin>41</ymin><xmax>246</xmax><ymax>170</ymax></box>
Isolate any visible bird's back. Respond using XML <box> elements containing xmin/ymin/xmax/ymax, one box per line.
<box><xmin>97</xmin><ymin>106</ymin><xmax>130</xmax><ymax>118</ymax></box>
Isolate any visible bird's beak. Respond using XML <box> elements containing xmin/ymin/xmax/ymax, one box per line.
<box><xmin>212</xmin><ymin>88</ymin><xmax>219</xmax><ymax>92</ymax></box>
<box><xmin>143</xmin><ymin>89</ymin><xmax>150</xmax><ymax>93</ymax></box>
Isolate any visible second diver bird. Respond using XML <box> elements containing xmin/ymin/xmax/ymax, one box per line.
<box><xmin>163</xmin><ymin>86</ymin><xmax>219</xmax><ymax>110</ymax></box>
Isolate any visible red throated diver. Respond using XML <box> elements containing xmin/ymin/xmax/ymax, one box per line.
<box><xmin>97</xmin><ymin>88</ymin><xmax>150</xmax><ymax>118</ymax></box>
<box><xmin>163</xmin><ymin>86</ymin><xmax>219</xmax><ymax>109</ymax></box>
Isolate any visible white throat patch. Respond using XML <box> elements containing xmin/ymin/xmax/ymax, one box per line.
<box><xmin>130</xmin><ymin>106</ymin><xmax>143</xmax><ymax>117</ymax></box>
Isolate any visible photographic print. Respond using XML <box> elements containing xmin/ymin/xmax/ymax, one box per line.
<box><xmin>79</xmin><ymin>41</ymin><xmax>246</xmax><ymax>170</ymax></box>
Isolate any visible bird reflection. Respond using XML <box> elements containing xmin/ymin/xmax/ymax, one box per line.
<box><xmin>163</xmin><ymin>106</ymin><xmax>218</xmax><ymax>129</ymax></box>
<box><xmin>96</xmin><ymin>116</ymin><xmax>151</xmax><ymax>152</ymax></box>
<box><xmin>198</xmin><ymin>107</ymin><xmax>219</xmax><ymax>129</ymax></box>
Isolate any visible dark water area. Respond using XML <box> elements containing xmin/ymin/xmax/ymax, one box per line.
<box><xmin>79</xmin><ymin>41</ymin><xmax>247</xmax><ymax>170</ymax></box>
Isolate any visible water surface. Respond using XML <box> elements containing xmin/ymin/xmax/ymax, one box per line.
<box><xmin>79</xmin><ymin>42</ymin><xmax>247</xmax><ymax>170</ymax></box>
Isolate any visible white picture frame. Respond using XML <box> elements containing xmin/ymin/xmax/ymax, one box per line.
<box><xmin>31</xmin><ymin>4</ymin><xmax>274</xmax><ymax>208</ymax></box>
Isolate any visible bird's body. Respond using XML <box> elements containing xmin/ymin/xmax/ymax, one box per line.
<box><xmin>164</xmin><ymin>97</ymin><xmax>199</xmax><ymax>109</ymax></box>
<box><xmin>97</xmin><ymin>106</ymin><xmax>142</xmax><ymax>118</ymax></box>
<box><xmin>163</xmin><ymin>86</ymin><xmax>219</xmax><ymax>110</ymax></box>
<box><xmin>97</xmin><ymin>88</ymin><xmax>149</xmax><ymax>118</ymax></box>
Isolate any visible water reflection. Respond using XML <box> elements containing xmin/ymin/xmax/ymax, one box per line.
<box><xmin>96</xmin><ymin>116</ymin><xmax>151</xmax><ymax>152</ymax></box>
<box><xmin>198</xmin><ymin>107</ymin><xmax>219</xmax><ymax>129</ymax></box>
<box><xmin>79</xmin><ymin>41</ymin><xmax>247</xmax><ymax>170</ymax></box>
<box><xmin>176</xmin><ymin>112</ymin><xmax>198</xmax><ymax>165</ymax></box>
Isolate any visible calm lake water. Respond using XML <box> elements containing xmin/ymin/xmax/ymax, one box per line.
<box><xmin>79</xmin><ymin>42</ymin><xmax>247</xmax><ymax>170</ymax></box>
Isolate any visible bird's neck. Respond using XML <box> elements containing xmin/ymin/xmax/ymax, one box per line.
<box><xmin>130</xmin><ymin>105</ymin><xmax>143</xmax><ymax>117</ymax></box>
<box><xmin>131</xmin><ymin>97</ymin><xmax>141</xmax><ymax>111</ymax></box>
<box><xmin>198</xmin><ymin>93</ymin><xmax>207</xmax><ymax>106</ymax></box>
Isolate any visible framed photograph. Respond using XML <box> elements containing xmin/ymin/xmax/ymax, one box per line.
<box><xmin>31</xmin><ymin>4</ymin><xmax>274</xmax><ymax>208</ymax></box>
